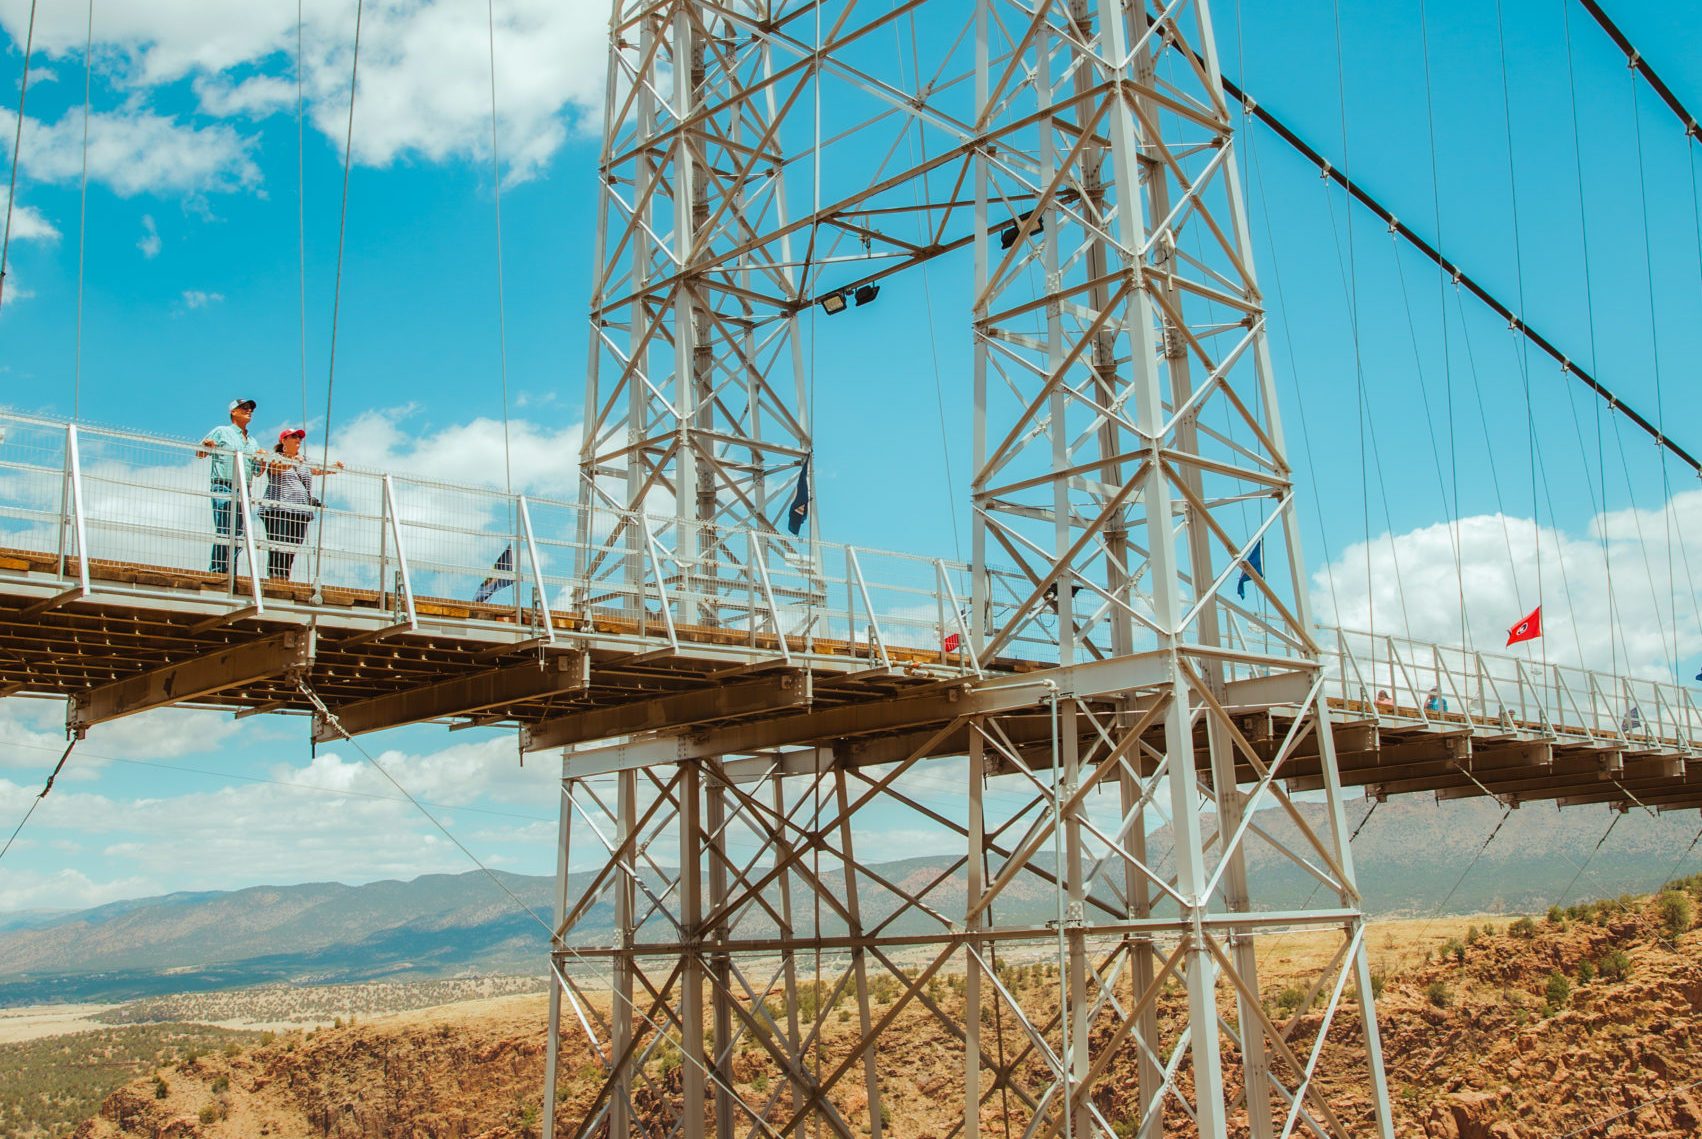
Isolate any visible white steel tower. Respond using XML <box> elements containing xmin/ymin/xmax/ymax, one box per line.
<box><xmin>554</xmin><ymin>0</ymin><xmax>1394</xmax><ymax>1135</ymax></box>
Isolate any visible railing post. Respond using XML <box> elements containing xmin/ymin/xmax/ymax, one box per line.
<box><xmin>518</xmin><ymin>495</ymin><xmax>556</xmax><ymax>643</ymax></box>
<box><xmin>381</xmin><ymin>475</ymin><xmax>418</xmax><ymax>630</ymax></box>
<box><xmin>234</xmin><ymin>458</ymin><xmax>266</xmax><ymax>615</ymax></box>
<box><xmin>937</xmin><ymin>559</ymin><xmax>981</xmax><ymax>676</ymax></box>
<box><xmin>639</xmin><ymin>514</ymin><xmax>678</xmax><ymax>651</ymax></box>
<box><xmin>846</xmin><ymin>546</ymin><xmax>890</xmax><ymax>669</ymax></box>
<box><xmin>62</xmin><ymin>425</ymin><xmax>90</xmax><ymax>596</ymax></box>
<box><xmin>750</xmin><ymin>531</ymin><xmax>790</xmax><ymax>665</ymax></box>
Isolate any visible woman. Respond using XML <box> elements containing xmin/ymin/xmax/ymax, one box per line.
<box><xmin>260</xmin><ymin>429</ymin><xmax>343</xmax><ymax>580</ymax></box>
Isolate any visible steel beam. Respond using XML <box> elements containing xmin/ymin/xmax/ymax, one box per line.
<box><xmin>311</xmin><ymin>651</ymin><xmax>589</xmax><ymax>742</ymax></box>
<box><xmin>526</xmin><ymin>669</ymin><xmax>811</xmax><ymax>751</ymax></box>
<box><xmin>68</xmin><ymin>629</ymin><xmax>314</xmax><ymax>732</ymax></box>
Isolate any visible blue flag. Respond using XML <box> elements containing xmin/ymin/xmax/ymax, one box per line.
<box><xmin>786</xmin><ymin>459</ymin><xmax>811</xmax><ymax>536</ymax></box>
<box><xmin>1236</xmin><ymin>540</ymin><xmax>1263</xmax><ymax>599</ymax></box>
<box><xmin>474</xmin><ymin>545</ymin><xmax>514</xmax><ymax>604</ymax></box>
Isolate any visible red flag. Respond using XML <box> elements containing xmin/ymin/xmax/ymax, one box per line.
<box><xmin>943</xmin><ymin>632</ymin><xmax>961</xmax><ymax>653</ymax></box>
<box><xmin>1506</xmin><ymin>605</ymin><xmax>1542</xmax><ymax>646</ymax></box>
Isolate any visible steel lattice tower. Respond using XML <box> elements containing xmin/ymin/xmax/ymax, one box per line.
<box><xmin>552</xmin><ymin>0</ymin><xmax>1395</xmax><ymax>1135</ymax></box>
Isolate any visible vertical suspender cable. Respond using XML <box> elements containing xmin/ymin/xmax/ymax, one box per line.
<box><xmin>0</xmin><ymin>0</ymin><xmax>39</xmax><ymax>314</ymax></box>
<box><xmin>73</xmin><ymin>0</ymin><xmax>93</xmax><ymax>420</ymax></box>
<box><xmin>486</xmin><ymin>0</ymin><xmax>514</xmax><ymax>500</ymax></box>
<box><xmin>312</xmin><ymin>0</ymin><xmax>365</xmax><ymax>593</ymax></box>
<box><xmin>1560</xmin><ymin>0</ymin><xmax>1620</xmax><ymax>681</ymax></box>
<box><xmin>1629</xmin><ymin>68</ymin><xmax>1679</xmax><ymax>676</ymax></box>
<box><xmin>1418</xmin><ymin>0</ymin><xmax>1469</xmax><ymax>650</ymax></box>
<box><xmin>1493</xmin><ymin>0</ymin><xmax>1546</xmax><ymax>674</ymax></box>
<box><xmin>297</xmin><ymin>0</ymin><xmax>309</xmax><ymax>430</ymax></box>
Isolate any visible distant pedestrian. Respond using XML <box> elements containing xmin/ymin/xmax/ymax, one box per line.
<box><xmin>1423</xmin><ymin>688</ymin><xmax>1447</xmax><ymax>714</ymax></box>
<box><xmin>196</xmin><ymin>398</ymin><xmax>264</xmax><ymax>576</ymax></box>
<box><xmin>259</xmin><ymin>428</ymin><xmax>342</xmax><ymax>580</ymax></box>
<box><xmin>1375</xmin><ymin>690</ymin><xmax>1395</xmax><ymax>714</ymax></box>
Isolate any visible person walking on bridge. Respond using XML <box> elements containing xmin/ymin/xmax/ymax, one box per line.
<box><xmin>195</xmin><ymin>398</ymin><xmax>264</xmax><ymax>576</ymax></box>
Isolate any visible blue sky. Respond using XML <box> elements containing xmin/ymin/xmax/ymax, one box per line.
<box><xmin>1</xmin><ymin>0</ymin><xmax>1700</xmax><ymax>910</ymax></box>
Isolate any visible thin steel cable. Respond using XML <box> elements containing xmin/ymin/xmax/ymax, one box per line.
<box><xmin>1321</xmin><ymin>185</ymin><xmax>1414</xmax><ymax>643</ymax></box>
<box><xmin>1416</xmin><ymin>803</ymin><xmax>1513</xmax><ymax>943</ymax></box>
<box><xmin>1493</xmin><ymin>0</ymin><xmax>1545</xmax><ymax>676</ymax></box>
<box><xmin>1561</xmin><ymin>0</ymin><xmax>1626</xmax><ymax>679</ymax></box>
<box><xmin>0</xmin><ymin>737</ymin><xmax>77</xmax><ymax>866</ymax></box>
<box><xmin>1450</xmin><ymin>286</ymin><xmax>1525</xmax><ymax>618</ymax></box>
<box><xmin>1388</xmin><ymin>233</ymin><xmax>1467</xmax><ymax>630</ymax></box>
<box><xmin>1330</xmin><ymin>0</ymin><xmax>1375</xmax><ymax>651</ymax></box>
<box><xmin>0</xmin><ymin>0</ymin><xmax>39</xmax><ymax>313</ymax></box>
<box><xmin>296</xmin><ymin>677</ymin><xmax>790</xmax><ymax>1135</ymax></box>
<box><xmin>297</xmin><ymin>0</ymin><xmax>309</xmax><ymax>430</ymax></box>
<box><xmin>486</xmin><ymin>0</ymin><xmax>513</xmax><ymax>501</ymax></box>
<box><xmin>1608</xmin><ymin>408</ymin><xmax>1679</xmax><ymax>677</ymax></box>
<box><xmin>1418</xmin><ymin>0</ymin><xmax>1467</xmax><ymax>652</ymax></box>
<box><xmin>1244</xmin><ymin>110</ymin><xmax>1342</xmax><ymax>625</ymax></box>
<box><xmin>1558</xmin><ymin>1075</ymin><xmax>1702</xmax><ymax>1139</ymax></box>
<box><xmin>72</xmin><ymin>0</ymin><xmax>93</xmax><ymax>419</ymax></box>
<box><xmin>900</xmin><ymin>7</ymin><xmax>960</xmax><ymax>562</ymax></box>
<box><xmin>312</xmin><ymin>0</ymin><xmax>364</xmax><ymax>591</ymax></box>
<box><xmin>1629</xmin><ymin>68</ymin><xmax>1680</xmax><ymax>676</ymax></box>
<box><xmin>1554</xmin><ymin>810</ymin><xmax>1621</xmax><ymax>910</ymax></box>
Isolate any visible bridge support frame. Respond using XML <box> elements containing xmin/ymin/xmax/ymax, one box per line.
<box><xmin>554</xmin><ymin>0</ymin><xmax>1392</xmax><ymax>1132</ymax></box>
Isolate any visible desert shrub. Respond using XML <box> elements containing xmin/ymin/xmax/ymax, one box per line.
<box><xmin>1544</xmin><ymin>971</ymin><xmax>1571</xmax><ymax>1009</ymax></box>
<box><xmin>1509</xmin><ymin>916</ymin><xmax>1537</xmax><ymax>939</ymax></box>
<box><xmin>1547</xmin><ymin>905</ymin><xmax>1565</xmax><ymax>925</ymax></box>
<box><xmin>199</xmin><ymin>1104</ymin><xmax>218</xmax><ymax>1125</ymax></box>
<box><xmin>1370</xmin><ymin>970</ymin><xmax>1387</xmax><ymax>1000</ymax></box>
<box><xmin>1465</xmin><ymin>925</ymin><xmax>1481</xmax><ymax>946</ymax></box>
<box><xmin>152</xmin><ymin>1075</ymin><xmax>169</xmax><ymax>1099</ymax></box>
<box><xmin>1425</xmin><ymin>981</ymin><xmax>1451</xmax><ymax>1009</ymax></box>
<box><xmin>1597</xmin><ymin>949</ymin><xmax>1632</xmax><ymax>983</ymax></box>
<box><xmin>1658</xmin><ymin>891</ymin><xmax>1695</xmax><ymax>937</ymax></box>
<box><xmin>211</xmin><ymin>1075</ymin><xmax>229</xmax><ymax>1094</ymax></box>
<box><xmin>1575</xmin><ymin>959</ymin><xmax>1595</xmax><ymax>984</ymax></box>
<box><xmin>752</xmin><ymin>1073</ymin><xmax>769</xmax><ymax>1094</ymax></box>
<box><xmin>1274</xmin><ymin>986</ymin><xmax>1308</xmax><ymax>1015</ymax></box>
<box><xmin>1439</xmin><ymin>938</ymin><xmax>1466</xmax><ymax>965</ymax></box>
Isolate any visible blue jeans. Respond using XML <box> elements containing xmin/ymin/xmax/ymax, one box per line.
<box><xmin>210</xmin><ymin>481</ymin><xmax>245</xmax><ymax>575</ymax></box>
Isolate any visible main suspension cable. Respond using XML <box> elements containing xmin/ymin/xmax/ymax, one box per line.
<box><xmin>1215</xmin><ymin>72</ymin><xmax>1699</xmax><ymax>476</ymax></box>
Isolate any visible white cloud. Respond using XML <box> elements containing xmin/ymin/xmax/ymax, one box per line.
<box><xmin>1311</xmin><ymin>488</ymin><xmax>1702</xmax><ymax>680</ymax></box>
<box><xmin>0</xmin><ymin>699</ymin><xmax>244</xmax><ymax>769</ymax></box>
<box><xmin>181</xmin><ymin>288</ymin><xmax>224</xmax><ymax>309</ymax></box>
<box><xmin>0</xmin><ymin>728</ymin><xmax>559</xmax><ymax>890</ymax></box>
<box><xmin>0</xmin><ymin>866</ymin><xmax>161</xmax><ymax>912</ymax></box>
<box><xmin>0</xmin><ymin>105</ymin><xmax>260</xmax><ymax>197</ymax></box>
<box><xmin>0</xmin><ymin>0</ymin><xmax>607</xmax><ymax>187</ymax></box>
<box><xmin>0</xmin><ymin>189</ymin><xmax>58</xmax><ymax>241</ymax></box>
<box><xmin>137</xmin><ymin>213</ymin><xmax>160</xmax><ymax>257</ymax></box>
<box><xmin>332</xmin><ymin>407</ymin><xmax>582</xmax><ymax>500</ymax></box>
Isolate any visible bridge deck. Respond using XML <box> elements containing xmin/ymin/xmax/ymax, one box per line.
<box><xmin>2</xmin><ymin>411</ymin><xmax>1698</xmax><ymax>813</ymax></box>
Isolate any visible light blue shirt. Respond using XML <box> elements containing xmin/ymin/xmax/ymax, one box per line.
<box><xmin>203</xmin><ymin>424</ymin><xmax>263</xmax><ymax>486</ymax></box>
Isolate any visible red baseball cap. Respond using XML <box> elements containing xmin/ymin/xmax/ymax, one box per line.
<box><xmin>278</xmin><ymin>428</ymin><xmax>307</xmax><ymax>442</ymax></box>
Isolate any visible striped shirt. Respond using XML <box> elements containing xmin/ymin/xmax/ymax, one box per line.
<box><xmin>264</xmin><ymin>457</ymin><xmax>315</xmax><ymax>508</ymax></box>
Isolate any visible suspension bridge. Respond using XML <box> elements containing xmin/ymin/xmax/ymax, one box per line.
<box><xmin>3</xmin><ymin>0</ymin><xmax>1701</xmax><ymax>1136</ymax></box>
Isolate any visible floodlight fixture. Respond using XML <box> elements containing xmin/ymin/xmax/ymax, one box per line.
<box><xmin>819</xmin><ymin>290</ymin><xmax>849</xmax><ymax>315</ymax></box>
<box><xmin>853</xmin><ymin>283</ymin><xmax>880</xmax><ymax>307</ymax></box>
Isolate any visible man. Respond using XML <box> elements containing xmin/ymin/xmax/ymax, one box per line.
<box><xmin>196</xmin><ymin>398</ymin><xmax>264</xmax><ymax>576</ymax></box>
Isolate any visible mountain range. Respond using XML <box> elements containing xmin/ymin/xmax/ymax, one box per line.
<box><xmin>3</xmin><ymin>794</ymin><xmax>1695</xmax><ymax>1005</ymax></box>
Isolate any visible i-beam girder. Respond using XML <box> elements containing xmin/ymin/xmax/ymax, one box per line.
<box><xmin>68</xmin><ymin>629</ymin><xmax>315</xmax><ymax>734</ymax></box>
